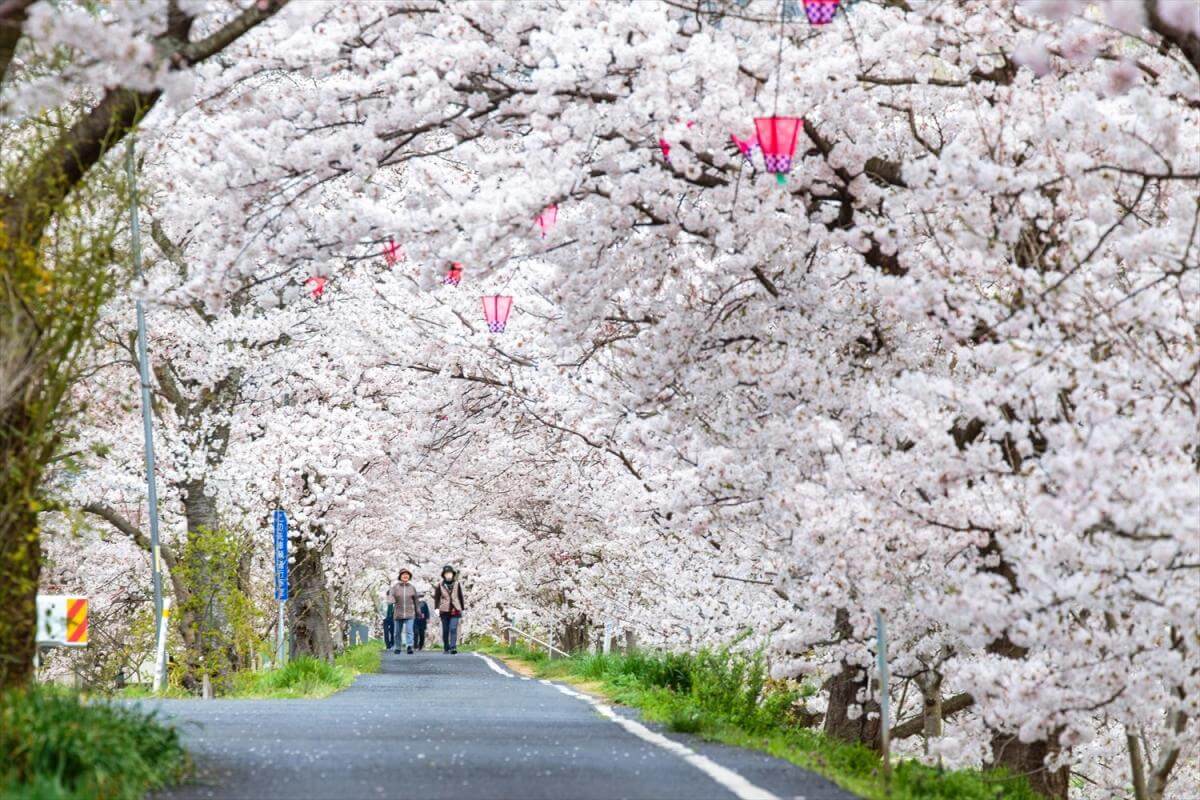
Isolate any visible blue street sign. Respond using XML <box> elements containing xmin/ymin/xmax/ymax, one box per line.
<box><xmin>273</xmin><ymin>509</ymin><xmax>288</xmax><ymax>601</ymax></box>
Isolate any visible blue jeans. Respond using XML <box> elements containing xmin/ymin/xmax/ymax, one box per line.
<box><xmin>440</xmin><ymin>614</ymin><xmax>460</xmax><ymax>650</ymax></box>
<box><xmin>394</xmin><ymin>618</ymin><xmax>414</xmax><ymax>650</ymax></box>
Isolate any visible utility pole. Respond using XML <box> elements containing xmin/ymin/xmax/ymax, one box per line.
<box><xmin>876</xmin><ymin>609</ymin><xmax>891</xmax><ymax>782</ymax></box>
<box><xmin>127</xmin><ymin>138</ymin><xmax>167</xmax><ymax>692</ymax></box>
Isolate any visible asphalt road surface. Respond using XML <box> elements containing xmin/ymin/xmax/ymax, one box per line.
<box><xmin>141</xmin><ymin>649</ymin><xmax>857</xmax><ymax>800</ymax></box>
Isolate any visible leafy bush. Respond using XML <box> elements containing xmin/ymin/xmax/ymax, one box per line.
<box><xmin>665</xmin><ymin>701</ymin><xmax>705</xmax><ymax>734</ymax></box>
<box><xmin>686</xmin><ymin>644</ymin><xmax>796</xmax><ymax>732</ymax></box>
<box><xmin>0</xmin><ymin>686</ymin><xmax>186</xmax><ymax>800</ymax></box>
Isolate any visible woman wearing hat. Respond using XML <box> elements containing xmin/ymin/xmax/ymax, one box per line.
<box><xmin>432</xmin><ymin>565</ymin><xmax>466</xmax><ymax>654</ymax></box>
<box><xmin>388</xmin><ymin>569</ymin><xmax>419</xmax><ymax>655</ymax></box>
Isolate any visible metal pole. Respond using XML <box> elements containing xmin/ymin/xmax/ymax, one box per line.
<box><xmin>277</xmin><ymin>600</ymin><xmax>286</xmax><ymax>667</ymax></box>
<box><xmin>876</xmin><ymin>609</ymin><xmax>891</xmax><ymax>781</ymax></box>
<box><xmin>127</xmin><ymin>139</ymin><xmax>167</xmax><ymax>693</ymax></box>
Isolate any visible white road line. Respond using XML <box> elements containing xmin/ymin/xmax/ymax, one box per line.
<box><xmin>473</xmin><ymin>652</ymin><xmax>516</xmax><ymax>678</ymax></box>
<box><xmin>544</xmin><ymin>681</ymin><xmax>783</xmax><ymax>800</ymax></box>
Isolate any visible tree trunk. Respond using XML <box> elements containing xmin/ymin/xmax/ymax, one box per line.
<box><xmin>823</xmin><ymin>608</ymin><xmax>882</xmax><ymax>748</ymax></box>
<box><xmin>0</xmin><ymin>366</ymin><xmax>58</xmax><ymax>688</ymax></box>
<box><xmin>986</xmin><ymin>632</ymin><xmax>1069</xmax><ymax>800</ymax></box>
<box><xmin>177</xmin><ymin>479</ymin><xmax>240</xmax><ymax>686</ymax></box>
<box><xmin>557</xmin><ymin>612</ymin><xmax>589</xmax><ymax>653</ymax></box>
<box><xmin>990</xmin><ymin>733</ymin><xmax>1069</xmax><ymax>800</ymax></box>
<box><xmin>918</xmin><ymin>670</ymin><xmax>944</xmax><ymax>754</ymax></box>
<box><xmin>0</xmin><ymin>502</ymin><xmax>40</xmax><ymax>687</ymax></box>
<box><xmin>288</xmin><ymin>533</ymin><xmax>335</xmax><ymax>661</ymax></box>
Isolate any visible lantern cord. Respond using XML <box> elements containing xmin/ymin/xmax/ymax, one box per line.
<box><xmin>773</xmin><ymin>0</ymin><xmax>785</xmax><ymax>118</ymax></box>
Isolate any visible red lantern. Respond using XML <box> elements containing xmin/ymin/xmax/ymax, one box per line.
<box><xmin>481</xmin><ymin>295</ymin><xmax>513</xmax><ymax>333</ymax></box>
<box><xmin>535</xmin><ymin>205</ymin><xmax>558</xmax><ymax>238</ymax></box>
<box><xmin>730</xmin><ymin>133</ymin><xmax>759</xmax><ymax>165</ymax></box>
<box><xmin>306</xmin><ymin>276</ymin><xmax>327</xmax><ymax>299</ymax></box>
<box><xmin>383</xmin><ymin>238</ymin><xmax>402</xmax><ymax>266</ymax></box>
<box><xmin>803</xmin><ymin>0</ymin><xmax>841</xmax><ymax>25</ymax></box>
<box><xmin>659</xmin><ymin>137</ymin><xmax>671</xmax><ymax>161</ymax></box>
<box><xmin>754</xmin><ymin>116</ymin><xmax>804</xmax><ymax>183</ymax></box>
<box><xmin>443</xmin><ymin>262</ymin><xmax>463</xmax><ymax>286</ymax></box>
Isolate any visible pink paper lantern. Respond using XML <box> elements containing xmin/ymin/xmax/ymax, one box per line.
<box><xmin>383</xmin><ymin>238</ymin><xmax>402</xmax><ymax>266</ymax></box>
<box><xmin>535</xmin><ymin>205</ymin><xmax>558</xmax><ymax>238</ymax></box>
<box><xmin>730</xmin><ymin>133</ymin><xmax>759</xmax><ymax>165</ymax></box>
<box><xmin>444</xmin><ymin>262</ymin><xmax>463</xmax><ymax>286</ymax></box>
<box><xmin>306</xmin><ymin>276</ymin><xmax>327</xmax><ymax>300</ymax></box>
<box><xmin>803</xmin><ymin>0</ymin><xmax>841</xmax><ymax>25</ymax></box>
<box><xmin>481</xmin><ymin>295</ymin><xmax>513</xmax><ymax>333</ymax></box>
<box><xmin>754</xmin><ymin>116</ymin><xmax>804</xmax><ymax>183</ymax></box>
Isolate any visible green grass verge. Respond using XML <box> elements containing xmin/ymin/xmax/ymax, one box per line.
<box><xmin>228</xmin><ymin>641</ymin><xmax>384</xmax><ymax>698</ymax></box>
<box><xmin>470</xmin><ymin>637</ymin><xmax>1040</xmax><ymax>800</ymax></box>
<box><xmin>114</xmin><ymin>641</ymin><xmax>385</xmax><ymax>700</ymax></box>
<box><xmin>0</xmin><ymin>685</ymin><xmax>187</xmax><ymax>800</ymax></box>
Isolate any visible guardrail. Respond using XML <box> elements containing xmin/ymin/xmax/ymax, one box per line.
<box><xmin>501</xmin><ymin>624</ymin><xmax>571</xmax><ymax>658</ymax></box>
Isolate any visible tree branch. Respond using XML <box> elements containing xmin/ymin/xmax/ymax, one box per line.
<box><xmin>0</xmin><ymin>0</ymin><xmax>35</xmax><ymax>87</ymax></box>
<box><xmin>1146</xmin><ymin>0</ymin><xmax>1200</xmax><ymax>76</ymax></box>
<box><xmin>889</xmin><ymin>692</ymin><xmax>974</xmax><ymax>740</ymax></box>
<box><xmin>80</xmin><ymin>502</ymin><xmax>177</xmax><ymax>571</ymax></box>
<box><xmin>3</xmin><ymin>1</ymin><xmax>288</xmax><ymax>248</ymax></box>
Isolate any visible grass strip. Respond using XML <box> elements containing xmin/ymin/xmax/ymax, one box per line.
<box><xmin>470</xmin><ymin>637</ymin><xmax>1040</xmax><ymax>800</ymax></box>
<box><xmin>228</xmin><ymin>641</ymin><xmax>384</xmax><ymax>698</ymax></box>
<box><xmin>116</xmin><ymin>640</ymin><xmax>385</xmax><ymax>700</ymax></box>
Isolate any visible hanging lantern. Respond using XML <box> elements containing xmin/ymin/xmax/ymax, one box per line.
<box><xmin>306</xmin><ymin>276</ymin><xmax>327</xmax><ymax>300</ymax></box>
<box><xmin>659</xmin><ymin>137</ymin><xmax>671</xmax><ymax>161</ymax></box>
<box><xmin>802</xmin><ymin>0</ymin><xmax>840</xmax><ymax>25</ymax></box>
<box><xmin>443</xmin><ymin>262</ymin><xmax>463</xmax><ymax>286</ymax></box>
<box><xmin>383</xmin><ymin>238</ymin><xmax>402</xmax><ymax>266</ymax></box>
<box><xmin>535</xmin><ymin>205</ymin><xmax>558</xmax><ymax>238</ymax></box>
<box><xmin>754</xmin><ymin>116</ymin><xmax>804</xmax><ymax>184</ymax></box>
<box><xmin>481</xmin><ymin>295</ymin><xmax>513</xmax><ymax>333</ymax></box>
<box><xmin>730</xmin><ymin>133</ymin><xmax>759</xmax><ymax>165</ymax></box>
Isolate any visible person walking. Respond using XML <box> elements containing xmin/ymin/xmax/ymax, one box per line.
<box><xmin>381</xmin><ymin>593</ymin><xmax>395</xmax><ymax>650</ymax></box>
<box><xmin>413</xmin><ymin>593</ymin><xmax>430</xmax><ymax>651</ymax></box>
<box><xmin>433</xmin><ymin>565</ymin><xmax>465</xmax><ymax>654</ymax></box>
<box><xmin>388</xmin><ymin>569</ymin><xmax>419</xmax><ymax>655</ymax></box>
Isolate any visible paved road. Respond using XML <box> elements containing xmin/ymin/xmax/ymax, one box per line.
<box><xmin>140</xmin><ymin>649</ymin><xmax>856</xmax><ymax>800</ymax></box>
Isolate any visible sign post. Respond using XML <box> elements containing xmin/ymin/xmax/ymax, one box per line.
<box><xmin>273</xmin><ymin>509</ymin><xmax>288</xmax><ymax>667</ymax></box>
<box><xmin>153</xmin><ymin>598</ymin><xmax>171</xmax><ymax>692</ymax></box>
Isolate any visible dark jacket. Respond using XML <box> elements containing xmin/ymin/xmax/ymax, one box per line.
<box><xmin>414</xmin><ymin>601</ymin><xmax>430</xmax><ymax>628</ymax></box>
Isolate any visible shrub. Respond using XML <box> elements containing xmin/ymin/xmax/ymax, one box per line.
<box><xmin>0</xmin><ymin>685</ymin><xmax>186</xmax><ymax>800</ymax></box>
<box><xmin>689</xmin><ymin>645</ymin><xmax>795</xmax><ymax>732</ymax></box>
<box><xmin>666</xmin><ymin>702</ymin><xmax>706</xmax><ymax>734</ymax></box>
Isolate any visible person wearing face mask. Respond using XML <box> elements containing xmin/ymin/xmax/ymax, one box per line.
<box><xmin>432</xmin><ymin>565</ymin><xmax>466</xmax><ymax>654</ymax></box>
<box><xmin>388</xmin><ymin>569</ymin><xmax>419</xmax><ymax>655</ymax></box>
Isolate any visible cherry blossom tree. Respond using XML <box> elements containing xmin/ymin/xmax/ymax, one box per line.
<box><xmin>26</xmin><ymin>1</ymin><xmax>1200</xmax><ymax>797</ymax></box>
